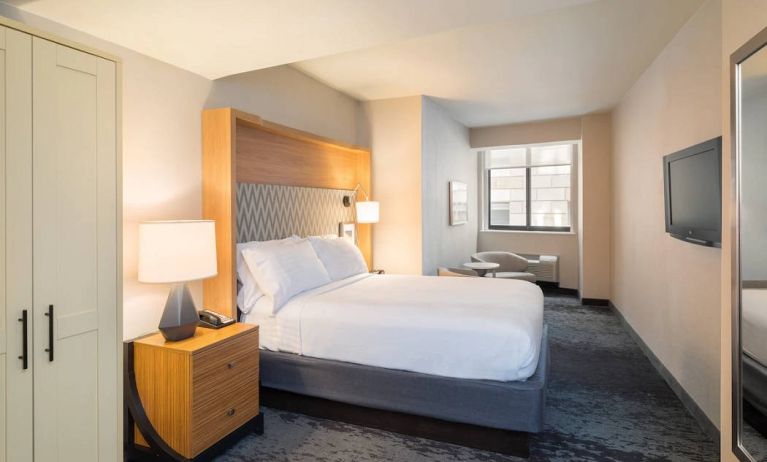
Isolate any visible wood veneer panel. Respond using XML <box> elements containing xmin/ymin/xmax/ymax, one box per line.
<box><xmin>356</xmin><ymin>149</ymin><xmax>373</xmax><ymax>269</ymax></box>
<box><xmin>135</xmin><ymin>323</ymin><xmax>256</xmax><ymax>353</ymax></box>
<box><xmin>202</xmin><ymin>108</ymin><xmax>239</xmax><ymax>318</ymax></box>
<box><xmin>133</xmin><ymin>343</ymin><xmax>191</xmax><ymax>456</ymax></box>
<box><xmin>236</xmin><ymin>122</ymin><xmax>362</xmax><ymax>190</ymax></box>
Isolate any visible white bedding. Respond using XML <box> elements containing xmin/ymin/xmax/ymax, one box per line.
<box><xmin>243</xmin><ymin>273</ymin><xmax>544</xmax><ymax>382</ymax></box>
<box><xmin>743</xmin><ymin>288</ymin><xmax>767</xmax><ymax>367</ymax></box>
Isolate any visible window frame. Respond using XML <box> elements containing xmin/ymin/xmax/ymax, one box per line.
<box><xmin>485</xmin><ymin>145</ymin><xmax>574</xmax><ymax>233</ymax></box>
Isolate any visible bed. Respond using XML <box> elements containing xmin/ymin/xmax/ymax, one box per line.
<box><xmin>200</xmin><ymin>107</ymin><xmax>549</xmax><ymax>457</ymax></box>
<box><xmin>236</xmin><ymin>238</ymin><xmax>548</xmax><ymax>456</ymax></box>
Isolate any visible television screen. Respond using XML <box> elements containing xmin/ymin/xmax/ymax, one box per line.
<box><xmin>663</xmin><ymin>137</ymin><xmax>722</xmax><ymax>247</ymax></box>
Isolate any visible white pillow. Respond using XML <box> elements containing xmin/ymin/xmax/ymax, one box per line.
<box><xmin>309</xmin><ymin>236</ymin><xmax>369</xmax><ymax>281</ymax></box>
<box><xmin>236</xmin><ymin>236</ymin><xmax>299</xmax><ymax>313</ymax></box>
<box><xmin>242</xmin><ymin>239</ymin><xmax>331</xmax><ymax>312</ymax></box>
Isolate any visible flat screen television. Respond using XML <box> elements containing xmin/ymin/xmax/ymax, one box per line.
<box><xmin>663</xmin><ymin>137</ymin><xmax>722</xmax><ymax>247</ymax></box>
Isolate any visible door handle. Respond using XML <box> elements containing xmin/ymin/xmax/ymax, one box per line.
<box><xmin>44</xmin><ymin>304</ymin><xmax>53</xmax><ymax>362</ymax></box>
<box><xmin>17</xmin><ymin>309</ymin><xmax>28</xmax><ymax>370</ymax></box>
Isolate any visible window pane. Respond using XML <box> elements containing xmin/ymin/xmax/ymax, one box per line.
<box><xmin>530</xmin><ymin>165</ymin><xmax>570</xmax><ymax>227</ymax></box>
<box><xmin>490</xmin><ymin>168</ymin><xmax>526</xmax><ymax>226</ymax></box>
<box><xmin>487</xmin><ymin>148</ymin><xmax>527</xmax><ymax>168</ymax></box>
<box><xmin>531</xmin><ymin>144</ymin><xmax>572</xmax><ymax>167</ymax></box>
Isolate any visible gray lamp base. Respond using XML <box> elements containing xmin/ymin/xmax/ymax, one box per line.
<box><xmin>158</xmin><ymin>283</ymin><xmax>199</xmax><ymax>341</ymax></box>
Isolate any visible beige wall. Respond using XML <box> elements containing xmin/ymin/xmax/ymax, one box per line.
<box><xmin>721</xmin><ymin>1</ymin><xmax>767</xmax><ymax>460</ymax></box>
<box><xmin>206</xmin><ymin>66</ymin><xmax>359</xmax><ymax>145</ymax></box>
<box><xmin>580</xmin><ymin>114</ymin><xmax>612</xmax><ymax>299</ymax></box>
<box><xmin>470</xmin><ymin>115</ymin><xmax>610</xmax><ymax>294</ymax></box>
<box><xmin>421</xmin><ymin>97</ymin><xmax>477</xmax><ymax>275</ymax></box>
<box><xmin>358</xmin><ymin>96</ymin><xmax>423</xmax><ymax>274</ymax></box>
<box><xmin>470</xmin><ymin>116</ymin><xmax>582</xmax><ymax>149</ymax></box>
<box><xmin>0</xmin><ymin>5</ymin><xmax>362</xmax><ymax>340</ymax></box>
<box><xmin>612</xmin><ymin>0</ymin><xmax>722</xmax><ymax>426</ymax></box>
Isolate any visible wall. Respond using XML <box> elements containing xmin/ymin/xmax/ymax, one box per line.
<box><xmin>580</xmin><ymin>114</ymin><xmax>612</xmax><ymax>299</ymax></box>
<box><xmin>206</xmin><ymin>66</ymin><xmax>359</xmax><ymax>145</ymax></box>
<box><xmin>721</xmin><ymin>1</ymin><xmax>767</xmax><ymax>460</ymax></box>
<box><xmin>358</xmin><ymin>96</ymin><xmax>423</xmax><ymax>274</ymax></box>
<box><xmin>470</xmin><ymin>117</ymin><xmax>582</xmax><ymax>149</ymax></box>
<box><xmin>421</xmin><ymin>97</ymin><xmax>476</xmax><ymax>274</ymax></box>
<box><xmin>611</xmin><ymin>0</ymin><xmax>722</xmax><ymax>427</ymax></box>
<box><xmin>471</xmin><ymin>116</ymin><xmax>584</xmax><ymax>291</ymax></box>
<box><xmin>0</xmin><ymin>5</ymin><xmax>362</xmax><ymax>340</ymax></box>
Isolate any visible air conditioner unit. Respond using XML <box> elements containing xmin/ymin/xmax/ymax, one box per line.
<box><xmin>523</xmin><ymin>254</ymin><xmax>559</xmax><ymax>283</ymax></box>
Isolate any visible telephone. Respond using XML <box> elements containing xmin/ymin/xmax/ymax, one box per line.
<box><xmin>198</xmin><ymin>309</ymin><xmax>236</xmax><ymax>329</ymax></box>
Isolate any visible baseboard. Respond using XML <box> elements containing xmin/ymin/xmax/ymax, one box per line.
<box><xmin>581</xmin><ymin>298</ymin><xmax>609</xmax><ymax>307</ymax></box>
<box><xmin>537</xmin><ymin>281</ymin><xmax>578</xmax><ymax>297</ymax></box>
<box><xmin>607</xmin><ymin>301</ymin><xmax>720</xmax><ymax>445</ymax></box>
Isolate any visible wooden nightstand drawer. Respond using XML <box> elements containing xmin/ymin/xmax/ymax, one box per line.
<box><xmin>191</xmin><ymin>332</ymin><xmax>260</xmax><ymax>455</ymax></box>
<box><xmin>193</xmin><ymin>328</ymin><xmax>259</xmax><ymax>387</ymax></box>
<box><xmin>131</xmin><ymin>323</ymin><xmax>261</xmax><ymax>458</ymax></box>
<box><xmin>191</xmin><ymin>382</ymin><xmax>260</xmax><ymax>454</ymax></box>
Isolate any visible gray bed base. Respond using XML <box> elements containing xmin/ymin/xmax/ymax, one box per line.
<box><xmin>260</xmin><ymin>325</ymin><xmax>549</xmax><ymax>434</ymax></box>
<box><xmin>744</xmin><ymin>354</ymin><xmax>767</xmax><ymax>416</ymax></box>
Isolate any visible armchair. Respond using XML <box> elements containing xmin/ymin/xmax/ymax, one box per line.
<box><xmin>471</xmin><ymin>251</ymin><xmax>536</xmax><ymax>282</ymax></box>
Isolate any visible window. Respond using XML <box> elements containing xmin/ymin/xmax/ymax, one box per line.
<box><xmin>485</xmin><ymin>143</ymin><xmax>574</xmax><ymax>232</ymax></box>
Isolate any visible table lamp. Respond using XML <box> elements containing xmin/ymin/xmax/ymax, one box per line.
<box><xmin>138</xmin><ymin>220</ymin><xmax>217</xmax><ymax>341</ymax></box>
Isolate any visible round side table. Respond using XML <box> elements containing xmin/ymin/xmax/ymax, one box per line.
<box><xmin>463</xmin><ymin>261</ymin><xmax>500</xmax><ymax>278</ymax></box>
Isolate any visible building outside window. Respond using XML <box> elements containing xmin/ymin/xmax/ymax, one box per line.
<box><xmin>485</xmin><ymin>143</ymin><xmax>575</xmax><ymax>232</ymax></box>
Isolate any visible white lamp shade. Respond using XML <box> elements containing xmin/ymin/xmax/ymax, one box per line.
<box><xmin>356</xmin><ymin>201</ymin><xmax>380</xmax><ymax>224</ymax></box>
<box><xmin>138</xmin><ymin>220</ymin><xmax>217</xmax><ymax>283</ymax></box>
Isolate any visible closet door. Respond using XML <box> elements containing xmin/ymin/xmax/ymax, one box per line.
<box><xmin>0</xmin><ymin>26</ymin><xmax>33</xmax><ymax>462</ymax></box>
<box><xmin>32</xmin><ymin>37</ymin><xmax>117</xmax><ymax>462</ymax></box>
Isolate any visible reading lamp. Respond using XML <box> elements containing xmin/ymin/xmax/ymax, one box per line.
<box><xmin>343</xmin><ymin>184</ymin><xmax>380</xmax><ymax>224</ymax></box>
<box><xmin>138</xmin><ymin>220</ymin><xmax>217</xmax><ymax>341</ymax></box>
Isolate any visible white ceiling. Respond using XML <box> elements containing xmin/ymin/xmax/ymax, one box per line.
<box><xmin>5</xmin><ymin>0</ymin><xmax>592</xmax><ymax>79</ymax></box>
<box><xmin>5</xmin><ymin>0</ymin><xmax>704</xmax><ymax>127</ymax></box>
<box><xmin>295</xmin><ymin>0</ymin><xmax>704</xmax><ymax>126</ymax></box>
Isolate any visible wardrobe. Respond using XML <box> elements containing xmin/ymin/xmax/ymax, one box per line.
<box><xmin>0</xmin><ymin>22</ymin><xmax>120</xmax><ymax>462</ymax></box>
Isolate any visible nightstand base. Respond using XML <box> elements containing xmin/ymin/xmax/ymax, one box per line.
<box><xmin>125</xmin><ymin>414</ymin><xmax>263</xmax><ymax>462</ymax></box>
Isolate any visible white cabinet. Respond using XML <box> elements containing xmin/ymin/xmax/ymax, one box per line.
<box><xmin>2</xmin><ymin>25</ymin><xmax>34</xmax><ymax>462</ymax></box>
<box><xmin>0</xmin><ymin>25</ymin><xmax>119</xmax><ymax>462</ymax></box>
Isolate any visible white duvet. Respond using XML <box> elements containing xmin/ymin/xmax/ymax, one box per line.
<box><xmin>243</xmin><ymin>273</ymin><xmax>544</xmax><ymax>382</ymax></box>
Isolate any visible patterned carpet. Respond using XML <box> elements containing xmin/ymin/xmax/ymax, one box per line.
<box><xmin>216</xmin><ymin>295</ymin><xmax>719</xmax><ymax>462</ymax></box>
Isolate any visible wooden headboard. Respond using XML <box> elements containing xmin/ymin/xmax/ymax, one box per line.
<box><xmin>201</xmin><ymin>108</ymin><xmax>372</xmax><ymax>318</ymax></box>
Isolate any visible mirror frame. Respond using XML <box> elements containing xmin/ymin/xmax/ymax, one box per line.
<box><xmin>731</xmin><ymin>25</ymin><xmax>767</xmax><ymax>462</ymax></box>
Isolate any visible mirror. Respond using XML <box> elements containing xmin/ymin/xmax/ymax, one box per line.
<box><xmin>734</xmin><ymin>27</ymin><xmax>767</xmax><ymax>462</ymax></box>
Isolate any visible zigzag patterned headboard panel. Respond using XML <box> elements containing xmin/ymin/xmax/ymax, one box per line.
<box><xmin>236</xmin><ymin>183</ymin><xmax>356</xmax><ymax>243</ymax></box>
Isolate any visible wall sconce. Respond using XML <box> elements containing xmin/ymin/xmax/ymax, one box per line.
<box><xmin>343</xmin><ymin>184</ymin><xmax>380</xmax><ymax>224</ymax></box>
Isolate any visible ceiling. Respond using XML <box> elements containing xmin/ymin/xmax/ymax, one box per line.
<box><xmin>5</xmin><ymin>0</ymin><xmax>593</xmax><ymax>79</ymax></box>
<box><xmin>5</xmin><ymin>0</ymin><xmax>704</xmax><ymax>127</ymax></box>
<box><xmin>295</xmin><ymin>0</ymin><xmax>704</xmax><ymax>126</ymax></box>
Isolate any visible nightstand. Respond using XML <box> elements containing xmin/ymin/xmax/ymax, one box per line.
<box><xmin>125</xmin><ymin>323</ymin><xmax>262</xmax><ymax>461</ymax></box>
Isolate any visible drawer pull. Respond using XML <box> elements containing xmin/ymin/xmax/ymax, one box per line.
<box><xmin>227</xmin><ymin>361</ymin><xmax>236</xmax><ymax>369</ymax></box>
<box><xmin>227</xmin><ymin>408</ymin><xmax>236</xmax><ymax>417</ymax></box>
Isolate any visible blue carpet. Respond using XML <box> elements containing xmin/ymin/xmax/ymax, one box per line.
<box><xmin>216</xmin><ymin>295</ymin><xmax>719</xmax><ymax>462</ymax></box>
